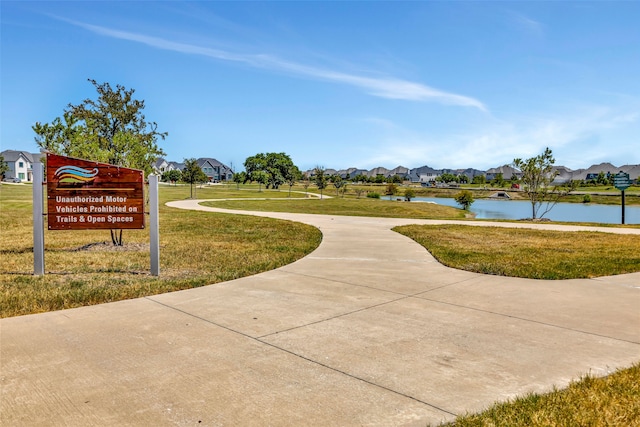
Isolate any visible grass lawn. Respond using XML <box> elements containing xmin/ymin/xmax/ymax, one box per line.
<box><xmin>201</xmin><ymin>196</ymin><xmax>467</xmax><ymax>219</ymax></box>
<box><xmin>444</xmin><ymin>362</ymin><xmax>640</xmax><ymax>427</ymax></box>
<box><xmin>394</xmin><ymin>224</ymin><xmax>640</xmax><ymax>279</ymax></box>
<box><xmin>0</xmin><ymin>183</ymin><xmax>322</xmax><ymax>318</ymax></box>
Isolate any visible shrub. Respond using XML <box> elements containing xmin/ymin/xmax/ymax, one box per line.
<box><xmin>366</xmin><ymin>192</ymin><xmax>381</xmax><ymax>199</ymax></box>
<box><xmin>454</xmin><ymin>190</ymin><xmax>474</xmax><ymax>210</ymax></box>
<box><xmin>583</xmin><ymin>194</ymin><xmax>592</xmax><ymax>203</ymax></box>
<box><xmin>404</xmin><ymin>188</ymin><xmax>416</xmax><ymax>201</ymax></box>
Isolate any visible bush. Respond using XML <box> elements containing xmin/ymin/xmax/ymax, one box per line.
<box><xmin>583</xmin><ymin>194</ymin><xmax>592</xmax><ymax>203</ymax></box>
<box><xmin>454</xmin><ymin>190</ymin><xmax>474</xmax><ymax>210</ymax></box>
<box><xmin>366</xmin><ymin>192</ymin><xmax>381</xmax><ymax>199</ymax></box>
<box><xmin>404</xmin><ymin>188</ymin><xmax>416</xmax><ymax>201</ymax></box>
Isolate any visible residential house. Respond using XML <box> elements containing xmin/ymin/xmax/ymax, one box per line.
<box><xmin>408</xmin><ymin>165</ymin><xmax>442</xmax><ymax>183</ymax></box>
<box><xmin>388</xmin><ymin>166</ymin><xmax>410</xmax><ymax>179</ymax></box>
<box><xmin>1</xmin><ymin>150</ymin><xmax>36</xmax><ymax>182</ymax></box>
<box><xmin>197</xmin><ymin>158</ymin><xmax>233</xmax><ymax>182</ymax></box>
<box><xmin>485</xmin><ymin>165</ymin><xmax>521</xmax><ymax>181</ymax></box>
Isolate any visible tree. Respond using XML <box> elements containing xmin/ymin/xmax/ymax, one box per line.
<box><xmin>454</xmin><ymin>190</ymin><xmax>474</xmax><ymax>210</ymax></box>
<box><xmin>513</xmin><ymin>147</ymin><xmax>576</xmax><ymax>220</ymax></box>
<box><xmin>285</xmin><ymin>165</ymin><xmax>301</xmax><ymax>197</ymax></box>
<box><xmin>313</xmin><ymin>166</ymin><xmax>327</xmax><ymax>199</ymax></box>
<box><xmin>34</xmin><ymin>79</ymin><xmax>166</xmax><ymax>177</ymax></box>
<box><xmin>182</xmin><ymin>158</ymin><xmax>208</xmax><ymax>198</ymax></box>
<box><xmin>0</xmin><ymin>154</ymin><xmax>8</xmax><ymax>179</ymax></box>
<box><xmin>332</xmin><ymin>175</ymin><xmax>344</xmax><ymax>197</ymax></box>
<box><xmin>491</xmin><ymin>173</ymin><xmax>505</xmax><ymax>187</ymax></box>
<box><xmin>458</xmin><ymin>174</ymin><xmax>469</xmax><ymax>184</ymax></box>
<box><xmin>385</xmin><ymin>183</ymin><xmax>398</xmax><ymax>200</ymax></box>
<box><xmin>437</xmin><ymin>173</ymin><xmax>459</xmax><ymax>184</ymax></box>
<box><xmin>161</xmin><ymin>169</ymin><xmax>182</xmax><ymax>185</ymax></box>
<box><xmin>233</xmin><ymin>171</ymin><xmax>247</xmax><ymax>190</ymax></box>
<box><xmin>33</xmin><ymin>79</ymin><xmax>167</xmax><ymax>245</ymax></box>
<box><xmin>404</xmin><ymin>188</ymin><xmax>416</xmax><ymax>201</ymax></box>
<box><xmin>244</xmin><ymin>152</ymin><xmax>296</xmax><ymax>190</ymax></box>
<box><xmin>472</xmin><ymin>175</ymin><xmax>486</xmax><ymax>185</ymax></box>
<box><xmin>253</xmin><ymin>170</ymin><xmax>269</xmax><ymax>192</ymax></box>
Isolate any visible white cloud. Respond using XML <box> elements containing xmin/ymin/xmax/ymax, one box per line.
<box><xmin>356</xmin><ymin>107</ymin><xmax>640</xmax><ymax>170</ymax></box>
<box><xmin>64</xmin><ymin>19</ymin><xmax>487</xmax><ymax>111</ymax></box>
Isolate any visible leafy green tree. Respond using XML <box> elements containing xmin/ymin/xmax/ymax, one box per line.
<box><xmin>458</xmin><ymin>174</ymin><xmax>469</xmax><ymax>184</ymax></box>
<box><xmin>182</xmin><ymin>158</ymin><xmax>208</xmax><ymax>198</ymax></box>
<box><xmin>244</xmin><ymin>152</ymin><xmax>296</xmax><ymax>190</ymax></box>
<box><xmin>253</xmin><ymin>170</ymin><xmax>269</xmax><ymax>192</ymax></box>
<box><xmin>404</xmin><ymin>188</ymin><xmax>416</xmax><ymax>201</ymax></box>
<box><xmin>472</xmin><ymin>175</ymin><xmax>486</xmax><ymax>185</ymax></box>
<box><xmin>33</xmin><ymin>79</ymin><xmax>167</xmax><ymax>245</ymax></box>
<box><xmin>301</xmin><ymin>175</ymin><xmax>311</xmax><ymax>196</ymax></box>
<box><xmin>385</xmin><ymin>183</ymin><xmax>398</xmax><ymax>200</ymax></box>
<box><xmin>514</xmin><ymin>147</ymin><xmax>576</xmax><ymax>219</ymax></box>
<box><xmin>34</xmin><ymin>79</ymin><xmax>166</xmax><ymax>177</ymax></box>
<box><xmin>454</xmin><ymin>190</ymin><xmax>474</xmax><ymax>210</ymax></box>
<box><xmin>332</xmin><ymin>175</ymin><xmax>344</xmax><ymax>197</ymax></box>
<box><xmin>285</xmin><ymin>165</ymin><xmax>301</xmax><ymax>197</ymax></box>
<box><xmin>0</xmin><ymin>154</ymin><xmax>8</xmax><ymax>179</ymax></box>
<box><xmin>437</xmin><ymin>173</ymin><xmax>459</xmax><ymax>184</ymax></box>
<box><xmin>233</xmin><ymin>171</ymin><xmax>247</xmax><ymax>190</ymax></box>
<box><xmin>313</xmin><ymin>166</ymin><xmax>327</xmax><ymax>199</ymax></box>
<box><xmin>161</xmin><ymin>169</ymin><xmax>182</xmax><ymax>185</ymax></box>
<box><xmin>491</xmin><ymin>173</ymin><xmax>505</xmax><ymax>187</ymax></box>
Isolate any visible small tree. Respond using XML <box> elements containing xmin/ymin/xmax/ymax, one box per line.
<box><xmin>285</xmin><ymin>165</ymin><xmax>301</xmax><ymax>197</ymax></box>
<box><xmin>33</xmin><ymin>79</ymin><xmax>167</xmax><ymax>245</ymax></box>
<box><xmin>233</xmin><ymin>171</ymin><xmax>246</xmax><ymax>190</ymax></box>
<box><xmin>161</xmin><ymin>169</ymin><xmax>182</xmax><ymax>185</ymax></box>
<box><xmin>313</xmin><ymin>166</ymin><xmax>327</xmax><ymax>199</ymax></box>
<box><xmin>404</xmin><ymin>188</ymin><xmax>416</xmax><ymax>201</ymax></box>
<box><xmin>0</xmin><ymin>154</ymin><xmax>8</xmax><ymax>179</ymax></box>
<box><xmin>514</xmin><ymin>147</ymin><xmax>576</xmax><ymax>220</ymax></box>
<box><xmin>182</xmin><ymin>158</ymin><xmax>208</xmax><ymax>198</ymax></box>
<box><xmin>332</xmin><ymin>175</ymin><xmax>344</xmax><ymax>197</ymax></box>
<box><xmin>472</xmin><ymin>175</ymin><xmax>486</xmax><ymax>185</ymax></box>
<box><xmin>253</xmin><ymin>170</ymin><xmax>269</xmax><ymax>192</ymax></box>
<box><xmin>385</xmin><ymin>183</ymin><xmax>398</xmax><ymax>200</ymax></box>
<box><xmin>454</xmin><ymin>190</ymin><xmax>474</xmax><ymax>210</ymax></box>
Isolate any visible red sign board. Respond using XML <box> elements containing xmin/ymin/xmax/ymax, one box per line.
<box><xmin>46</xmin><ymin>153</ymin><xmax>145</xmax><ymax>230</ymax></box>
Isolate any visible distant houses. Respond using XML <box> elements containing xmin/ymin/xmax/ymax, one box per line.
<box><xmin>0</xmin><ymin>150</ymin><xmax>39</xmax><ymax>182</ymax></box>
<box><xmin>153</xmin><ymin>157</ymin><xmax>234</xmax><ymax>182</ymax></box>
<box><xmin>306</xmin><ymin>162</ymin><xmax>640</xmax><ymax>184</ymax></box>
<box><xmin>2</xmin><ymin>148</ymin><xmax>638</xmax><ymax>185</ymax></box>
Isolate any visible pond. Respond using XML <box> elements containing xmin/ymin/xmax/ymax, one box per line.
<box><xmin>413</xmin><ymin>197</ymin><xmax>640</xmax><ymax>225</ymax></box>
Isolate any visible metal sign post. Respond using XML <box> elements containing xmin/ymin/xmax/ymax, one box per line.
<box><xmin>33</xmin><ymin>160</ymin><xmax>45</xmax><ymax>275</ymax></box>
<box><xmin>613</xmin><ymin>171</ymin><xmax>631</xmax><ymax>225</ymax></box>
<box><xmin>149</xmin><ymin>174</ymin><xmax>160</xmax><ymax>276</ymax></box>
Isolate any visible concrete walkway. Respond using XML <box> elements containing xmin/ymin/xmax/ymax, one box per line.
<box><xmin>2</xmin><ymin>200</ymin><xmax>639</xmax><ymax>426</ymax></box>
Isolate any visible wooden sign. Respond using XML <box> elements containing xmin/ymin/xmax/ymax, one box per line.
<box><xmin>46</xmin><ymin>153</ymin><xmax>145</xmax><ymax>230</ymax></box>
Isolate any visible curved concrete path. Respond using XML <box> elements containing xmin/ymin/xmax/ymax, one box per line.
<box><xmin>2</xmin><ymin>200</ymin><xmax>639</xmax><ymax>426</ymax></box>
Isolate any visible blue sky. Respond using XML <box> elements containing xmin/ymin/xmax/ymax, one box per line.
<box><xmin>2</xmin><ymin>1</ymin><xmax>639</xmax><ymax>172</ymax></box>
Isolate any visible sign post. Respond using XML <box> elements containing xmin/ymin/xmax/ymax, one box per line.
<box><xmin>46</xmin><ymin>153</ymin><xmax>145</xmax><ymax>230</ymax></box>
<box><xmin>36</xmin><ymin>153</ymin><xmax>158</xmax><ymax>276</ymax></box>
<box><xmin>33</xmin><ymin>159</ymin><xmax>45</xmax><ymax>276</ymax></box>
<box><xmin>613</xmin><ymin>171</ymin><xmax>631</xmax><ymax>225</ymax></box>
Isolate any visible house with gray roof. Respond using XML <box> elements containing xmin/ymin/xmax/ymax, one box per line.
<box><xmin>1</xmin><ymin>150</ymin><xmax>36</xmax><ymax>182</ymax></box>
<box><xmin>197</xmin><ymin>158</ymin><xmax>233</xmax><ymax>182</ymax></box>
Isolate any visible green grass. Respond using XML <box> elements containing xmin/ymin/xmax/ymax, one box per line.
<box><xmin>444</xmin><ymin>362</ymin><xmax>640</xmax><ymax>427</ymax></box>
<box><xmin>394</xmin><ymin>224</ymin><xmax>640</xmax><ymax>279</ymax></box>
<box><xmin>0</xmin><ymin>183</ymin><xmax>321</xmax><ymax>318</ymax></box>
<box><xmin>201</xmin><ymin>196</ymin><xmax>467</xmax><ymax>219</ymax></box>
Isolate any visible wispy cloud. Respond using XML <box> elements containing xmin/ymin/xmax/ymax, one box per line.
<box><xmin>508</xmin><ymin>11</ymin><xmax>545</xmax><ymax>37</ymax></box>
<box><xmin>357</xmin><ymin>107</ymin><xmax>640</xmax><ymax>170</ymax></box>
<box><xmin>63</xmin><ymin>18</ymin><xmax>487</xmax><ymax>111</ymax></box>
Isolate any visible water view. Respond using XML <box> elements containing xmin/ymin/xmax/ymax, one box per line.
<box><xmin>414</xmin><ymin>197</ymin><xmax>640</xmax><ymax>225</ymax></box>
